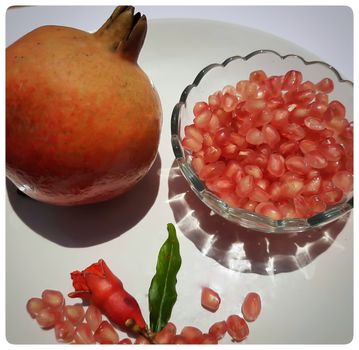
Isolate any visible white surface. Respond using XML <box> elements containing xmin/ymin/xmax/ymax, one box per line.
<box><xmin>6</xmin><ymin>6</ymin><xmax>353</xmax><ymax>344</ymax></box>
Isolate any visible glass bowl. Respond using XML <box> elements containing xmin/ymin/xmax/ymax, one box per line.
<box><xmin>171</xmin><ymin>50</ymin><xmax>353</xmax><ymax>233</ymax></box>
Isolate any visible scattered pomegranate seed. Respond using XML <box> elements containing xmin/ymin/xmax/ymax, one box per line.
<box><xmin>26</xmin><ymin>297</ymin><xmax>46</xmax><ymax>318</ymax></box>
<box><xmin>181</xmin><ymin>326</ymin><xmax>203</xmax><ymax>344</ymax></box>
<box><xmin>73</xmin><ymin>323</ymin><xmax>96</xmax><ymax>344</ymax></box>
<box><xmin>316</xmin><ymin>78</ymin><xmax>334</xmax><ymax>93</ymax></box>
<box><xmin>63</xmin><ymin>304</ymin><xmax>85</xmax><ymax>325</ymax></box>
<box><xmin>94</xmin><ymin>320</ymin><xmax>119</xmax><ymax>344</ymax></box>
<box><xmin>154</xmin><ymin>322</ymin><xmax>177</xmax><ymax>344</ymax></box>
<box><xmin>41</xmin><ymin>289</ymin><xmax>64</xmax><ymax>310</ymax></box>
<box><xmin>226</xmin><ymin>315</ymin><xmax>249</xmax><ymax>342</ymax></box>
<box><xmin>36</xmin><ymin>307</ymin><xmax>62</xmax><ymax>329</ymax></box>
<box><xmin>201</xmin><ymin>287</ymin><xmax>221</xmax><ymax>312</ymax></box>
<box><xmin>54</xmin><ymin>320</ymin><xmax>75</xmax><ymax>343</ymax></box>
<box><xmin>171</xmin><ymin>335</ymin><xmax>187</xmax><ymax>344</ymax></box>
<box><xmin>241</xmin><ymin>292</ymin><xmax>261</xmax><ymax>322</ymax></box>
<box><xmin>119</xmin><ymin>338</ymin><xmax>132</xmax><ymax>344</ymax></box>
<box><xmin>208</xmin><ymin>321</ymin><xmax>227</xmax><ymax>340</ymax></box>
<box><xmin>85</xmin><ymin>305</ymin><xmax>102</xmax><ymax>332</ymax></box>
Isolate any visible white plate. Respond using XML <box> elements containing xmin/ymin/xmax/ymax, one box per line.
<box><xmin>6</xmin><ymin>7</ymin><xmax>353</xmax><ymax>344</ymax></box>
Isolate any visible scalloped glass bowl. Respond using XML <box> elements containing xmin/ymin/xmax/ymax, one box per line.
<box><xmin>171</xmin><ymin>50</ymin><xmax>353</xmax><ymax>233</ymax></box>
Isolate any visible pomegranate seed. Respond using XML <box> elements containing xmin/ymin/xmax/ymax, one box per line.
<box><xmin>222</xmin><ymin>193</ymin><xmax>241</xmax><ymax>208</ymax></box>
<box><xmin>250</xmin><ymin>70</ymin><xmax>267</xmax><ymax>84</ymax></box>
<box><xmin>154</xmin><ymin>322</ymin><xmax>176</xmax><ymax>344</ymax></box>
<box><xmin>302</xmin><ymin>176</ymin><xmax>322</xmax><ymax>195</ymax></box>
<box><xmin>94</xmin><ymin>320</ymin><xmax>119</xmax><ymax>344</ymax></box>
<box><xmin>285</xmin><ymin>156</ymin><xmax>310</xmax><ymax>175</ymax></box>
<box><xmin>54</xmin><ymin>320</ymin><xmax>75</xmax><ymax>343</ymax></box>
<box><xmin>194</xmin><ymin>110</ymin><xmax>212</xmax><ymax>129</ymax></box>
<box><xmin>290</xmin><ymin>107</ymin><xmax>309</xmax><ymax>125</ymax></box>
<box><xmin>242</xmin><ymin>292</ymin><xmax>261</xmax><ymax>322</ymax></box>
<box><xmin>255</xmin><ymin>178</ymin><xmax>270</xmax><ymax>191</ymax></box>
<box><xmin>327</xmin><ymin>100</ymin><xmax>346</xmax><ymax>118</ymax></box>
<box><xmin>208</xmin><ymin>114</ymin><xmax>221</xmax><ymax>132</ymax></box>
<box><xmin>267</xmin><ymin>153</ymin><xmax>285</xmax><ymax>177</ymax></box>
<box><xmin>215</xmin><ymin>108</ymin><xmax>232</xmax><ymax>125</ymax></box>
<box><xmin>201</xmin><ymin>333</ymin><xmax>218</xmax><ymax>344</ymax></box>
<box><xmin>281</xmin><ymin>178</ymin><xmax>304</xmax><ymax>198</ymax></box>
<box><xmin>249</xmin><ymin>186</ymin><xmax>270</xmax><ymax>203</ymax></box>
<box><xmin>213</xmin><ymin>127</ymin><xmax>231</xmax><ymax>145</ymax></box>
<box><xmin>85</xmin><ymin>305</ymin><xmax>102</xmax><ymax>332</ymax></box>
<box><xmin>222</xmin><ymin>84</ymin><xmax>237</xmax><ymax>96</ymax></box>
<box><xmin>119</xmin><ymin>338</ymin><xmax>133</xmax><ymax>344</ymax></box>
<box><xmin>193</xmin><ymin>101</ymin><xmax>209</xmax><ymax>117</ymax></box>
<box><xmin>292</xmin><ymin>89</ymin><xmax>316</xmax><ymax>104</ymax></box>
<box><xmin>281</xmin><ymin>123</ymin><xmax>306</xmax><ymax>141</ymax></box>
<box><xmin>255</xmin><ymin>201</ymin><xmax>282</xmax><ymax>220</ymax></box>
<box><xmin>209</xmin><ymin>321</ymin><xmax>227</xmax><ymax>341</ymax></box>
<box><xmin>208</xmin><ymin>92</ymin><xmax>222</xmax><ymax>109</ymax></box>
<box><xmin>135</xmin><ymin>335</ymin><xmax>151</xmax><ymax>344</ymax></box>
<box><xmin>304</xmin><ymin>151</ymin><xmax>328</xmax><ymax>169</ymax></box>
<box><xmin>244</xmin><ymin>99</ymin><xmax>266</xmax><ymax>113</ymax></box>
<box><xmin>182</xmin><ymin>137</ymin><xmax>202</xmax><ymax>152</ymax></box>
<box><xmin>204</xmin><ymin>145</ymin><xmax>222</xmax><ymax>163</ymax></box>
<box><xmin>299</xmin><ymin>139</ymin><xmax>318</xmax><ymax>154</ymax></box>
<box><xmin>293</xmin><ymin>195</ymin><xmax>313</xmax><ymax>218</ymax></box>
<box><xmin>242</xmin><ymin>199</ymin><xmax>258</xmax><ymax>212</ymax></box>
<box><xmin>206</xmin><ymin>177</ymin><xmax>235</xmax><ymax>195</ymax></box>
<box><xmin>326</xmin><ymin>116</ymin><xmax>349</xmax><ymax>134</ymax></box>
<box><xmin>308</xmin><ymin>195</ymin><xmax>327</xmax><ymax>213</ymax></box>
<box><xmin>278</xmin><ymin>200</ymin><xmax>297</xmax><ymax>219</ymax></box>
<box><xmin>191</xmin><ymin>156</ymin><xmax>205</xmax><ymax>175</ymax></box>
<box><xmin>299</xmin><ymin>80</ymin><xmax>316</xmax><ymax>91</ymax></box>
<box><xmin>199</xmin><ymin>161</ymin><xmax>226</xmax><ymax>180</ymax></box>
<box><xmin>246</xmin><ymin>127</ymin><xmax>264</xmax><ymax>145</ymax></box>
<box><xmin>279</xmin><ymin>140</ymin><xmax>299</xmax><ymax>156</ymax></box>
<box><xmin>332</xmin><ymin>171</ymin><xmax>353</xmax><ymax>192</ymax></box>
<box><xmin>316</xmin><ymin>78</ymin><xmax>334</xmax><ymax>93</ymax></box>
<box><xmin>171</xmin><ymin>335</ymin><xmax>187</xmax><ymax>344</ymax></box>
<box><xmin>230</xmin><ymin>132</ymin><xmax>247</xmax><ymax>147</ymax></box>
<box><xmin>222</xmin><ymin>93</ymin><xmax>239</xmax><ymax>112</ymax></box>
<box><xmin>309</xmin><ymin>101</ymin><xmax>328</xmax><ymax>117</ymax></box>
<box><xmin>267</xmin><ymin>75</ymin><xmax>283</xmax><ymax>97</ymax></box>
<box><xmin>267</xmin><ymin>97</ymin><xmax>284</xmax><ymax>110</ymax></box>
<box><xmin>320</xmin><ymin>189</ymin><xmax>343</xmax><ymax>205</ymax></box>
<box><xmin>320</xmin><ymin>142</ymin><xmax>344</xmax><ymax>161</ymax></box>
<box><xmin>201</xmin><ymin>287</ymin><xmax>221</xmax><ymax>312</ymax></box>
<box><xmin>256</xmin><ymin>109</ymin><xmax>273</xmax><ymax>126</ymax></box>
<box><xmin>74</xmin><ymin>323</ymin><xmax>96</xmax><ymax>344</ymax></box>
<box><xmin>63</xmin><ymin>304</ymin><xmax>85</xmax><ymax>326</ymax></box>
<box><xmin>304</xmin><ymin>116</ymin><xmax>325</xmax><ymax>131</ymax></box>
<box><xmin>244</xmin><ymin>164</ymin><xmax>263</xmax><ymax>179</ymax></box>
<box><xmin>41</xmin><ymin>289</ymin><xmax>64</xmax><ymax>310</ymax></box>
<box><xmin>222</xmin><ymin>143</ymin><xmax>239</xmax><ymax>159</ymax></box>
<box><xmin>282</xmin><ymin>70</ymin><xmax>303</xmax><ymax>90</ymax></box>
<box><xmin>315</xmin><ymin>92</ymin><xmax>329</xmax><ymax>105</ymax></box>
<box><xmin>226</xmin><ymin>315</ymin><xmax>249</xmax><ymax>342</ymax></box>
<box><xmin>263</xmin><ymin>124</ymin><xmax>281</xmax><ymax>147</ymax></box>
<box><xmin>224</xmin><ymin>160</ymin><xmax>243</xmax><ymax>179</ymax></box>
<box><xmin>181</xmin><ymin>326</ymin><xmax>203</xmax><ymax>344</ymax></box>
<box><xmin>236</xmin><ymin>175</ymin><xmax>254</xmax><ymax>197</ymax></box>
<box><xmin>184</xmin><ymin>125</ymin><xmax>203</xmax><ymax>143</ymax></box>
<box><xmin>268</xmin><ymin>182</ymin><xmax>282</xmax><ymax>201</ymax></box>
<box><xmin>26</xmin><ymin>297</ymin><xmax>46</xmax><ymax>318</ymax></box>
<box><xmin>36</xmin><ymin>307</ymin><xmax>63</xmax><ymax>329</ymax></box>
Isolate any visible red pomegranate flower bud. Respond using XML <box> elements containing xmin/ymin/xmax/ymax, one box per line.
<box><xmin>68</xmin><ymin>259</ymin><xmax>146</xmax><ymax>331</ymax></box>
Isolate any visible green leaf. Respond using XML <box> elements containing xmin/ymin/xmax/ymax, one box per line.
<box><xmin>148</xmin><ymin>223</ymin><xmax>182</xmax><ymax>333</ymax></box>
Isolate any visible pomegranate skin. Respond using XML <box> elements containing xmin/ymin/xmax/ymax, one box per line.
<box><xmin>6</xmin><ymin>17</ymin><xmax>162</xmax><ymax>205</ymax></box>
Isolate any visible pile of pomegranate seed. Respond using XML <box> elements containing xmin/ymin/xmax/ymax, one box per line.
<box><xmin>26</xmin><ymin>290</ymin><xmax>130</xmax><ymax>344</ymax></box>
<box><xmin>27</xmin><ymin>288</ymin><xmax>261</xmax><ymax>344</ymax></box>
<box><xmin>182</xmin><ymin>70</ymin><xmax>353</xmax><ymax>219</ymax></box>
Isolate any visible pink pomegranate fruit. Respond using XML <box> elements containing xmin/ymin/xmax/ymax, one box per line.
<box><xmin>6</xmin><ymin>6</ymin><xmax>162</xmax><ymax>205</ymax></box>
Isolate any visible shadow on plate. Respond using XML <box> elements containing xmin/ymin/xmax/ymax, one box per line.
<box><xmin>168</xmin><ymin>161</ymin><xmax>349</xmax><ymax>275</ymax></box>
<box><xmin>6</xmin><ymin>154</ymin><xmax>162</xmax><ymax>248</ymax></box>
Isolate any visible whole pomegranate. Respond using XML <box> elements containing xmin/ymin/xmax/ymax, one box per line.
<box><xmin>6</xmin><ymin>6</ymin><xmax>162</xmax><ymax>205</ymax></box>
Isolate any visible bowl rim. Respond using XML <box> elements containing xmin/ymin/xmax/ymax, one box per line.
<box><xmin>171</xmin><ymin>49</ymin><xmax>353</xmax><ymax>233</ymax></box>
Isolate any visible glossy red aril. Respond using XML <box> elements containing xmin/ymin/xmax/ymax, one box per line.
<box><xmin>85</xmin><ymin>305</ymin><xmax>102</xmax><ymax>332</ymax></box>
<box><xmin>73</xmin><ymin>323</ymin><xmax>96</xmax><ymax>344</ymax></box>
<box><xmin>36</xmin><ymin>307</ymin><xmax>62</xmax><ymax>329</ymax></box>
<box><xmin>316</xmin><ymin>78</ymin><xmax>334</xmax><ymax>93</ymax></box>
<box><xmin>41</xmin><ymin>290</ymin><xmax>64</xmax><ymax>310</ymax></box>
<box><xmin>155</xmin><ymin>322</ymin><xmax>177</xmax><ymax>344</ymax></box>
<box><xmin>242</xmin><ymin>292</ymin><xmax>261</xmax><ymax>322</ymax></box>
<box><xmin>183</xmin><ymin>70</ymin><xmax>352</xmax><ymax>219</ymax></box>
<box><xmin>332</xmin><ymin>171</ymin><xmax>353</xmax><ymax>192</ymax></box>
<box><xmin>26</xmin><ymin>298</ymin><xmax>46</xmax><ymax>318</ymax></box>
<box><xmin>226</xmin><ymin>315</ymin><xmax>249</xmax><ymax>342</ymax></box>
<box><xmin>54</xmin><ymin>320</ymin><xmax>75</xmax><ymax>343</ymax></box>
<box><xmin>209</xmin><ymin>321</ymin><xmax>228</xmax><ymax>341</ymax></box>
<box><xmin>201</xmin><ymin>287</ymin><xmax>221</xmax><ymax>312</ymax></box>
<box><xmin>64</xmin><ymin>304</ymin><xmax>85</xmax><ymax>325</ymax></box>
<box><xmin>201</xmin><ymin>333</ymin><xmax>219</xmax><ymax>344</ymax></box>
<box><xmin>181</xmin><ymin>326</ymin><xmax>203</xmax><ymax>344</ymax></box>
<box><xmin>94</xmin><ymin>320</ymin><xmax>120</xmax><ymax>344</ymax></box>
